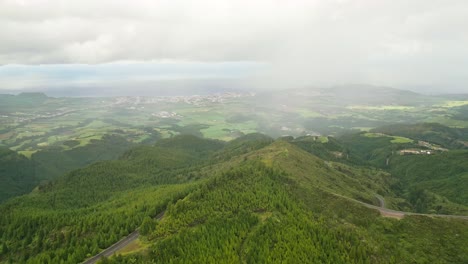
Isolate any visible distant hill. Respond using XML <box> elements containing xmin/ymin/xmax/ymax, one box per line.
<box><xmin>340</xmin><ymin>124</ymin><xmax>468</xmax><ymax>214</ymax></box>
<box><xmin>32</xmin><ymin>134</ymin><xmax>135</xmax><ymax>182</ymax></box>
<box><xmin>321</xmin><ymin>85</ymin><xmax>440</xmax><ymax>106</ymax></box>
<box><xmin>16</xmin><ymin>92</ymin><xmax>49</xmax><ymax>99</ymax></box>
<box><xmin>372</xmin><ymin>123</ymin><xmax>468</xmax><ymax>148</ymax></box>
<box><xmin>0</xmin><ymin>134</ymin><xmax>136</xmax><ymax>203</ymax></box>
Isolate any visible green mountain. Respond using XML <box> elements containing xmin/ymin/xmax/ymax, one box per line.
<box><xmin>31</xmin><ymin>134</ymin><xmax>135</xmax><ymax>182</ymax></box>
<box><xmin>372</xmin><ymin>123</ymin><xmax>468</xmax><ymax>149</ymax></box>
<box><xmin>388</xmin><ymin>151</ymin><xmax>468</xmax><ymax>214</ymax></box>
<box><xmin>0</xmin><ymin>93</ymin><xmax>50</xmax><ymax>112</ymax></box>
<box><xmin>339</xmin><ymin>124</ymin><xmax>468</xmax><ymax>214</ymax></box>
<box><xmin>0</xmin><ymin>134</ymin><xmax>135</xmax><ymax>203</ymax></box>
<box><xmin>322</xmin><ymin>85</ymin><xmax>438</xmax><ymax>106</ymax></box>
<box><xmin>0</xmin><ymin>134</ymin><xmax>466</xmax><ymax>264</ymax></box>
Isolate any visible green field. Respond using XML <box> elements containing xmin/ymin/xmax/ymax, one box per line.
<box><xmin>1</xmin><ymin>88</ymin><xmax>467</xmax><ymax>154</ymax></box>
<box><xmin>437</xmin><ymin>100</ymin><xmax>468</xmax><ymax>107</ymax></box>
<box><xmin>363</xmin><ymin>132</ymin><xmax>413</xmax><ymax>144</ymax></box>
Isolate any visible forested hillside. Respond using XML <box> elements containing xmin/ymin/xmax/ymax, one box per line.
<box><xmin>31</xmin><ymin>134</ymin><xmax>135</xmax><ymax>181</ymax></box>
<box><xmin>0</xmin><ymin>147</ymin><xmax>35</xmax><ymax>203</ymax></box>
<box><xmin>0</xmin><ymin>134</ymin><xmax>136</xmax><ymax>203</ymax></box>
<box><xmin>1</xmin><ymin>134</ymin><xmax>466</xmax><ymax>263</ymax></box>
<box><xmin>372</xmin><ymin>123</ymin><xmax>468</xmax><ymax>149</ymax></box>
<box><xmin>389</xmin><ymin>151</ymin><xmax>468</xmax><ymax>214</ymax></box>
<box><xmin>339</xmin><ymin>124</ymin><xmax>468</xmax><ymax>214</ymax></box>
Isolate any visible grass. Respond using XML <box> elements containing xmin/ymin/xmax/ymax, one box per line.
<box><xmin>317</xmin><ymin>136</ymin><xmax>329</xmax><ymax>143</ymax></box>
<box><xmin>390</xmin><ymin>136</ymin><xmax>414</xmax><ymax>144</ymax></box>
<box><xmin>200</xmin><ymin>121</ymin><xmax>258</xmax><ymax>140</ymax></box>
<box><xmin>424</xmin><ymin>116</ymin><xmax>468</xmax><ymax>128</ymax></box>
<box><xmin>115</xmin><ymin>238</ymin><xmax>149</xmax><ymax>255</ymax></box>
<box><xmin>295</xmin><ymin>108</ymin><xmax>323</xmax><ymax>118</ymax></box>
<box><xmin>436</xmin><ymin>100</ymin><xmax>468</xmax><ymax>108</ymax></box>
<box><xmin>347</xmin><ymin>105</ymin><xmax>415</xmax><ymax>110</ymax></box>
<box><xmin>364</xmin><ymin>132</ymin><xmax>413</xmax><ymax>144</ymax></box>
<box><xmin>18</xmin><ymin>150</ymin><xmax>38</xmax><ymax>158</ymax></box>
<box><xmin>2</xmin><ymin>93</ymin><xmax>466</xmax><ymax>152</ymax></box>
<box><xmin>353</xmin><ymin>127</ymin><xmax>373</xmax><ymax>131</ymax></box>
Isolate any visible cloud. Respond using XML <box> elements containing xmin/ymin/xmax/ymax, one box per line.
<box><xmin>0</xmin><ymin>0</ymin><xmax>467</xmax><ymax>93</ymax></box>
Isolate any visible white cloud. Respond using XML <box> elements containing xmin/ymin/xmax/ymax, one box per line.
<box><xmin>0</xmin><ymin>0</ymin><xmax>467</xmax><ymax>92</ymax></box>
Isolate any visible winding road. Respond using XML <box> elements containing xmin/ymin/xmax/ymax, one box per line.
<box><xmin>334</xmin><ymin>193</ymin><xmax>468</xmax><ymax>220</ymax></box>
<box><xmin>81</xmin><ymin>211</ymin><xmax>165</xmax><ymax>264</ymax></box>
<box><xmin>82</xmin><ymin>193</ymin><xmax>467</xmax><ymax>263</ymax></box>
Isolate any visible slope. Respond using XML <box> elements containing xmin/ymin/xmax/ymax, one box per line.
<box><xmin>107</xmin><ymin>140</ymin><xmax>467</xmax><ymax>264</ymax></box>
<box><xmin>0</xmin><ymin>135</ymin><xmax>224</xmax><ymax>263</ymax></box>
<box><xmin>0</xmin><ymin>147</ymin><xmax>35</xmax><ymax>203</ymax></box>
<box><xmin>32</xmin><ymin>134</ymin><xmax>135</xmax><ymax>182</ymax></box>
<box><xmin>1</xmin><ymin>135</ymin><xmax>467</xmax><ymax>264</ymax></box>
<box><xmin>339</xmin><ymin>125</ymin><xmax>468</xmax><ymax>214</ymax></box>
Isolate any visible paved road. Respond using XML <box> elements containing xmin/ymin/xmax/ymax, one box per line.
<box><xmin>82</xmin><ymin>193</ymin><xmax>467</xmax><ymax>263</ymax></box>
<box><xmin>82</xmin><ymin>211</ymin><xmax>165</xmax><ymax>264</ymax></box>
<box><xmin>82</xmin><ymin>230</ymin><xmax>140</xmax><ymax>264</ymax></box>
<box><xmin>334</xmin><ymin>193</ymin><xmax>468</xmax><ymax>220</ymax></box>
<box><xmin>375</xmin><ymin>194</ymin><xmax>385</xmax><ymax>208</ymax></box>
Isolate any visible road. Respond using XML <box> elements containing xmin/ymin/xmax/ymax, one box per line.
<box><xmin>82</xmin><ymin>211</ymin><xmax>165</xmax><ymax>264</ymax></box>
<box><xmin>334</xmin><ymin>193</ymin><xmax>468</xmax><ymax>220</ymax></box>
<box><xmin>375</xmin><ymin>194</ymin><xmax>385</xmax><ymax>208</ymax></box>
<box><xmin>82</xmin><ymin>194</ymin><xmax>467</xmax><ymax>263</ymax></box>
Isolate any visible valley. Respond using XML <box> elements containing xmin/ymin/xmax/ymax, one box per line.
<box><xmin>2</xmin><ymin>1</ymin><xmax>468</xmax><ymax>263</ymax></box>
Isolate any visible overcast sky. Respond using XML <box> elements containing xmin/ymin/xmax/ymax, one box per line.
<box><xmin>0</xmin><ymin>0</ymin><xmax>467</xmax><ymax>95</ymax></box>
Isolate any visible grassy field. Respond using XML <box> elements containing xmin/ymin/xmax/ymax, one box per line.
<box><xmin>1</xmin><ymin>91</ymin><xmax>467</xmax><ymax>152</ymax></box>
<box><xmin>347</xmin><ymin>105</ymin><xmax>415</xmax><ymax>110</ymax></box>
<box><xmin>437</xmin><ymin>100</ymin><xmax>468</xmax><ymax>107</ymax></box>
<box><xmin>116</xmin><ymin>238</ymin><xmax>149</xmax><ymax>256</ymax></box>
<box><xmin>364</xmin><ymin>132</ymin><xmax>413</xmax><ymax>144</ymax></box>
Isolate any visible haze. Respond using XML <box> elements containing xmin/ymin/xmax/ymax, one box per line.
<box><xmin>1</xmin><ymin>0</ymin><xmax>467</xmax><ymax>95</ymax></box>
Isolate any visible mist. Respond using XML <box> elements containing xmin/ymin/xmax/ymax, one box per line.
<box><xmin>1</xmin><ymin>0</ymin><xmax>467</xmax><ymax>95</ymax></box>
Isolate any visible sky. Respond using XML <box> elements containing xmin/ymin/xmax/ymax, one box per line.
<box><xmin>0</xmin><ymin>0</ymin><xmax>467</xmax><ymax>95</ymax></box>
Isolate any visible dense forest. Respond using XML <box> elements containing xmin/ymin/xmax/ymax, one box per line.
<box><xmin>0</xmin><ymin>134</ymin><xmax>136</xmax><ymax>203</ymax></box>
<box><xmin>0</xmin><ymin>147</ymin><xmax>35</xmax><ymax>202</ymax></box>
<box><xmin>0</xmin><ymin>129</ymin><xmax>467</xmax><ymax>263</ymax></box>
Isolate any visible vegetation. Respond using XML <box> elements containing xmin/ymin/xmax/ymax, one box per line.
<box><xmin>0</xmin><ymin>147</ymin><xmax>35</xmax><ymax>203</ymax></box>
<box><xmin>340</xmin><ymin>124</ymin><xmax>468</xmax><ymax>214</ymax></box>
<box><xmin>1</xmin><ymin>89</ymin><xmax>468</xmax><ymax>263</ymax></box>
<box><xmin>389</xmin><ymin>151</ymin><xmax>468</xmax><ymax>214</ymax></box>
<box><xmin>0</xmin><ymin>134</ymin><xmax>466</xmax><ymax>263</ymax></box>
<box><xmin>372</xmin><ymin>123</ymin><xmax>468</xmax><ymax>149</ymax></box>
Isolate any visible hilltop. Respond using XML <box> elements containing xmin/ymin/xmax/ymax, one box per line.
<box><xmin>0</xmin><ymin>134</ymin><xmax>466</xmax><ymax>263</ymax></box>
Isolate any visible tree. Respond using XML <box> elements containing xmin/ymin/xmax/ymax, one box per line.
<box><xmin>1</xmin><ymin>243</ymin><xmax>8</xmax><ymax>254</ymax></box>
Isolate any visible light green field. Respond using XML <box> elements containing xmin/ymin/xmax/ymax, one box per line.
<box><xmin>390</xmin><ymin>136</ymin><xmax>414</xmax><ymax>143</ymax></box>
<box><xmin>75</xmin><ymin>134</ymin><xmax>104</xmax><ymax>146</ymax></box>
<box><xmin>115</xmin><ymin>238</ymin><xmax>149</xmax><ymax>256</ymax></box>
<box><xmin>347</xmin><ymin>105</ymin><xmax>415</xmax><ymax>110</ymax></box>
<box><xmin>352</xmin><ymin>127</ymin><xmax>373</xmax><ymax>131</ymax></box>
<box><xmin>17</xmin><ymin>131</ymin><xmax>45</xmax><ymax>139</ymax></box>
<box><xmin>436</xmin><ymin>100</ymin><xmax>468</xmax><ymax>108</ymax></box>
<box><xmin>295</xmin><ymin>109</ymin><xmax>323</xmax><ymax>118</ymax></box>
<box><xmin>317</xmin><ymin>136</ymin><xmax>329</xmax><ymax>143</ymax></box>
<box><xmin>18</xmin><ymin>150</ymin><xmax>38</xmax><ymax>158</ymax></box>
<box><xmin>364</xmin><ymin>132</ymin><xmax>413</xmax><ymax>144</ymax></box>
<box><xmin>200</xmin><ymin>121</ymin><xmax>257</xmax><ymax>141</ymax></box>
<box><xmin>363</xmin><ymin>132</ymin><xmax>385</xmax><ymax>138</ymax></box>
<box><xmin>2</xmin><ymin>92</ymin><xmax>467</xmax><ymax>152</ymax></box>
